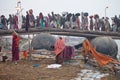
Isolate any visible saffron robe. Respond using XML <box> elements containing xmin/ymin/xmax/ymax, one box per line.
<box><xmin>83</xmin><ymin>39</ymin><xmax>114</xmax><ymax>67</ymax></box>
<box><xmin>12</xmin><ymin>34</ymin><xmax>20</xmax><ymax>61</ymax></box>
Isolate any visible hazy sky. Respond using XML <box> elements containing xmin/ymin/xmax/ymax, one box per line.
<box><xmin>0</xmin><ymin>0</ymin><xmax>120</xmax><ymax>18</ymax></box>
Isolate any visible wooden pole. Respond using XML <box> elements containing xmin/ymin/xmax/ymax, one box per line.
<box><xmin>28</xmin><ymin>33</ymin><xmax>32</xmax><ymax>60</ymax></box>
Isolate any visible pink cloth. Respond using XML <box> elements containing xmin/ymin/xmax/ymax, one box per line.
<box><xmin>54</xmin><ymin>38</ymin><xmax>65</xmax><ymax>56</ymax></box>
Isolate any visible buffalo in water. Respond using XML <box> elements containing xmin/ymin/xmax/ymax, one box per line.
<box><xmin>90</xmin><ymin>37</ymin><xmax>118</xmax><ymax>59</ymax></box>
<box><xmin>31</xmin><ymin>33</ymin><xmax>56</xmax><ymax>50</ymax></box>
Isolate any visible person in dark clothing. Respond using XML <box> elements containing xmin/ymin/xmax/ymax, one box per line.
<box><xmin>25</xmin><ymin>11</ymin><xmax>29</xmax><ymax>32</ymax></box>
<box><xmin>0</xmin><ymin>46</ymin><xmax>8</xmax><ymax>62</ymax></box>
<box><xmin>2</xmin><ymin>56</ymin><xmax>8</xmax><ymax>62</ymax></box>
<box><xmin>60</xmin><ymin>15</ymin><xmax>66</xmax><ymax>28</ymax></box>
<box><xmin>29</xmin><ymin>9</ymin><xmax>35</xmax><ymax>28</ymax></box>
<box><xmin>0</xmin><ymin>46</ymin><xmax>1</xmax><ymax>52</ymax></box>
<box><xmin>1</xmin><ymin>15</ymin><xmax>8</xmax><ymax>30</ymax></box>
<box><xmin>22</xmin><ymin>15</ymin><xmax>26</xmax><ymax>28</ymax></box>
<box><xmin>8</xmin><ymin>14</ymin><xmax>14</xmax><ymax>29</ymax></box>
<box><xmin>89</xmin><ymin>16</ymin><xmax>94</xmax><ymax>30</ymax></box>
<box><xmin>114</xmin><ymin>15</ymin><xmax>120</xmax><ymax>31</ymax></box>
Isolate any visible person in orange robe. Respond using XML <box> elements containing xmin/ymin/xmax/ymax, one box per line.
<box><xmin>54</xmin><ymin>37</ymin><xmax>65</xmax><ymax>64</ymax></box>
<box><xmin>12</xmin><ymin>31</ymin><xmax>20</xmax><ymax>64</ymax></box>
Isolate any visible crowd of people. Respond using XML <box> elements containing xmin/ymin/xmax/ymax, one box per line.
<box><xmin>0</xmin><ymin>9</ymin><xmax>120</xmax><ymax>32</ymax></box>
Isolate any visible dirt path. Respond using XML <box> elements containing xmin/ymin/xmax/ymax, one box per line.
<box><xmin>0</xmin><ymin>58</ymin><xmax>119</xmax><ymax>80</ymax></box>
<box><xmin>0</xmin><ymin>59</ymin><xmax>80</xmax><ymax>80</ymax></box>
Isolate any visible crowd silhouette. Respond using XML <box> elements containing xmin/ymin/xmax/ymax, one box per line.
<box><xmin>0</xmin><ymin>9</ymin><xmax>120</xmax><ymax>32</ymax></box>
